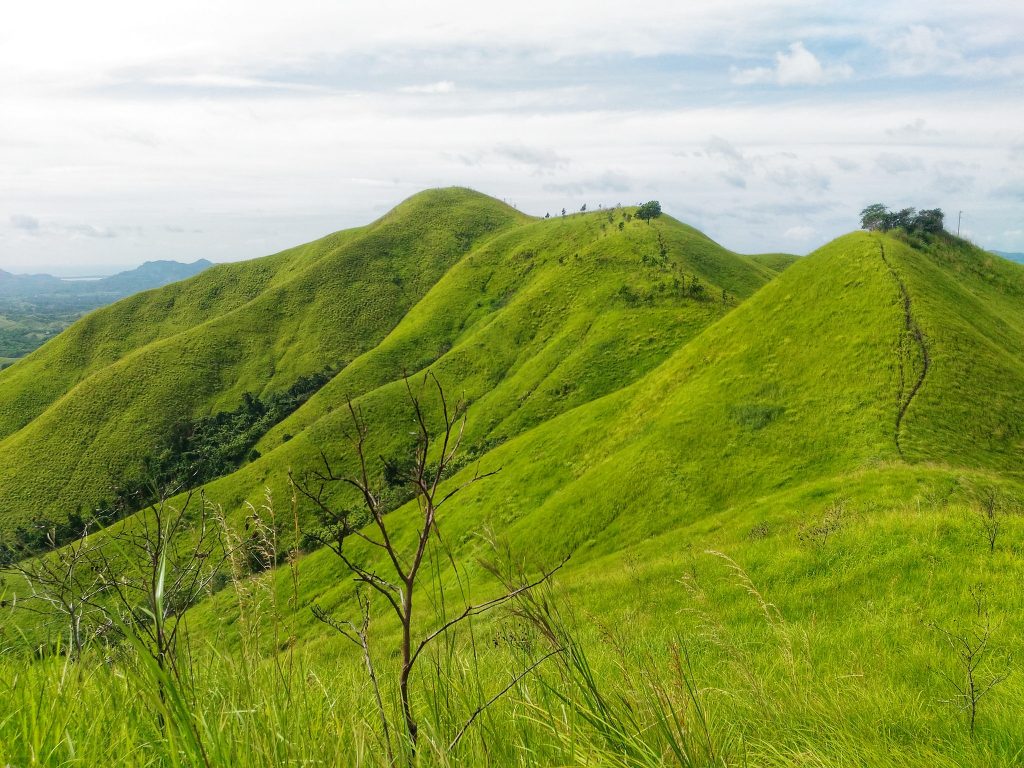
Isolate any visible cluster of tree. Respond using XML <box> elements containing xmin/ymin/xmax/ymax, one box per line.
<box><xmin>0</xmin><ymin>370</ymin><xmax>333</xmax><ymax>565</ymax></box>
<box><xmin>860</xmin><ymin>204</ymin><xmax>945</xmax><ymax>234</ymax></box>
<box><xmin>0</xmin><ymin>510</ymin><xmax>95</xmax><ymax>567</ymax></box>
<box><xmin>616</xmin><ymin>274</ymin><xmax>707</xmax><ymax>307</ymax></box>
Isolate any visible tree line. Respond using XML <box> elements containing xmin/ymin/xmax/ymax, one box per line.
<box><xmin>0</xmin><ymin>369</ymin><xmax>333</xmax><ymax>565</ymax></box>
<box><xmin>860</xmin><ymin>204</ymin><xmax>945</xmax><ymax>234</ymax></box>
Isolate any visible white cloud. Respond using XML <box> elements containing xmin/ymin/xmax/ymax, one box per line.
<box><xmin>885</xmin><ymin>24</ymin><xmax>1024</xmax><ymax>78</ymax></box>
<box><xmin>10</xmin><ymin>214</ymin><xmax>41</xmax><ymax>233</ymax></box>
<box><xmin>7</xmin><ymin>216</ymin><xmax>118</xmax><ymax>240</ymax></box>
<box><xmin>141</xmin><ymin>74</ymin><xmax>326</xmax><ymax>93</ymax></box>
<box><xmin>732</xmin><ymin>42</ymin><xmax>852</xmax><ymax>85</ymax></box>
<box><xmin>784</xmin><ymin>225</ymin><xmax>816</xmax><ymax>240</ymax></box>
<box><xmin>543</xmin><ymin>171</ymin><xmax>632</xmax><ymax>195</ymax></box>
<box><xmin>1</xmin><ymin>1</ymin><xmax>1023</xmax><ymax>271</ymax></box>
<box><xmin>887</xmin><ymin>26</ymin><xmax>961</xmax><ymax>77</ymax></box>
<box><xmin>399</xmin><ymin>81</ymin><xmax>457</xmax><ymax>94</ymax></box>
<box><xmin>885</xmin><ymin>118</ymin><xmax>939</xmax><ymax>140</ymax></box>
<box><xmin>875</xmin><ymin>153</ymin><xmax>926</xmax><ymax>174</ymax></box>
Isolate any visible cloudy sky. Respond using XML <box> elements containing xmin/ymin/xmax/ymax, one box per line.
<box><xmin>1</xmin><ymin>1</ymin><xmax>1022</xmax><ymax>274</ymax></box>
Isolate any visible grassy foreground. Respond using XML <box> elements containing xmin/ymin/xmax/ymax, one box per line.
<box><xmin>2</xmin><ymin>485</ymin><xmax>1021</xmax><ymax>768</ymax></box>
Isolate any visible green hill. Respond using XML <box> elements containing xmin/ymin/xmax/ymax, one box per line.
<box><xmin>2</xmin><ymin>190</ymin><xmax>1023</xmax><ymax>767</ymax></box>
<box><xmin>0</xmin><ymin>189</ymin><xmax>533</xmax><ymax>535</ymax></box>
<box><xmin>0</xmin><ymin>189</ymin><xmax>787</xmax><ymax>542</ymax></box>
<box><xmin>179</xmin><ymin>221</ymin><xmax>1023</xmax><ymax>765</ymax></box>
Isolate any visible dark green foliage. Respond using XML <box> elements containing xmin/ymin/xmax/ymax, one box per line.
<box><xmin>915</xmin><ymin>208</ymin><xmax>945</xmax><ymax>233</ymax></box>
<box><xmin>0</xmin><ymin>515</ymin><xmax>85</xmax><ymax>566</ymax></box>
<box><xmin>860</xmin><ymin>204</ymin><xmax>945</xmax><ymax>234</ymax></box>
<box><xmin>138</xmin><ymin>370</ymin><xmax>334</xmax><ymax>496</ymax></box>
<box><xmin>636</xmin><ymin>200</ymin><xmax>662</xmax><ymax>222</ymax></box>
<box><xmin>0</xmin><ymin>371</ymin><xmax>332</xmax><ymax>562</ymax></box>
<box><xmin>729</xmin><ymin>403</ymin><xmax>785</xmax><ymax>430</ymax></box>
<box><xmin>859</xmin><ymin>204</ymin><xmax>889</xmax><ymax>231</ymax></box>
<box><xmin>688</xmin><ymin>274</ymin><xmax>706</xmax><ymax>299</ymax></box>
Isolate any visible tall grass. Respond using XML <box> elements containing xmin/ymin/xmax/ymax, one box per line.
<box><xmin>2</xmin><ymin>540</ymin><xmax>1021</xmax><ymax>768</ymax></box>
<box><xmin>0</xmin><ymin>595</ymin><xmax>731</xmax><ymax>767</ymax></box>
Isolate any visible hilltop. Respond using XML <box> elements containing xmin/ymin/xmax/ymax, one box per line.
<box><xmin>1</xmin><ymin>189</ymin><xmax>1023</xmax><ymax>766</ymax></box>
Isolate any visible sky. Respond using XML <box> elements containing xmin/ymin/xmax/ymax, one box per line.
<box><xmin>1</xmin><ymin>1</ymin><xmax>1022</xmax><ymax>274</ymax></box>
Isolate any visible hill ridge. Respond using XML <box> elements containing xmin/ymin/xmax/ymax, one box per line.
<box><xmin>877</xmin><ymin>237</ymin><xmax>931</xmax><ymax>458</ymax></box>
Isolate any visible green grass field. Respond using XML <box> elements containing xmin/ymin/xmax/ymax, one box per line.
<box><xmin>1</xmin><ymin>189</ymin><xmax>1022</xmax><ymax>766</ymax></box>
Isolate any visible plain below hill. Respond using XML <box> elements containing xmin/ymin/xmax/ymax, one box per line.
<box><xmin>0</xmin><ymin>258</ymin><xmax>214</xmax><ymax>360</ymax></box>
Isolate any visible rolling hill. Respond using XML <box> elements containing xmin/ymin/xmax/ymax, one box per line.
<box><xmin>0</xmin><ymin>188</ymin><xmax>788</xmax><ymax>540</ymax></box>
<box><xmin>1</xmin><ymin>188</ymin><xmax>1022</xmax><ymax>766</ymax></box>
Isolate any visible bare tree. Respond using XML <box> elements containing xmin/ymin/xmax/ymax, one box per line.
<box><xmin>96</xmin><ymin>488</ymin><xmax>229</xmax><ymax>688</ymax></box>
<box><xmin>930</xmin><ymin>585</ymin><xmax>1013</xmax><ymax>737</ymax></box>
<box><xmin>797</xmin><ymin>500</ymin><xmax>846</xmax><ymax>548</ymax></box>
<box><xmin>2</xmin><ymin>522</ymin><xmax>107</xmax><ymax>660</ymax></box>
<box><xmin>976</xmin><ymin>489</ymin><xmax>1011</xmax><ymax>554</ymax></box>
<box><xmin>293</xmin><ymin>372</ymin><xmax>564</xmax><ymax>753</ymax></box>
<box><xmin>312</xmin><ymin>590</ymin><xmax>395</xmax><ymax>765</ymax></box>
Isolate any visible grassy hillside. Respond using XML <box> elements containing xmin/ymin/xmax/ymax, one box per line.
<box><xmin>193</xmin><ymin>229</ymin><xmax>1024</xmax><ymax>567</ymax></box>
<box><xmin>174</xmin><ymin>227</ymin><xmax>1023</xmax><ymax>764</ymax></box>
<box><xmin>190</xmin><ymin>228</ymin><xmax>1024</xmax><ymax>586</ymax></box>
<box><xmin>2</xmin><ymin>193</ymin><xmax>1023</xmax><ymax>767</ymax></box>
<box><xmin>0</xmin><ymin>189</ymin><xmax>532</xmax><ymax>534</ymax></box>
<box><xmin>0</xmin><ymin>192</ymin><xmax>784</xmax><ymax>541</ymax></box>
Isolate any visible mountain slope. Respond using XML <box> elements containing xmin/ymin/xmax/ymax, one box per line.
<box><xmin>0</xmin><ymin>189</ymin><xmax>528</xmax><ymax>533</ymax></box>
<box><xmin>158</xmin><ymin>223</ymin><xmax>1023</xmax><ymax>767</ymax></box>
<box><xmin>0</xmin><ymin>190</ymin><xmax>784</xmax><ymax>538</ymax></box>
<box><xmin>133</xmin><ymin>224</ymin><xmax>1024</xmax><ymax>651</ymax></box>
<box><xmin>3</xmin><ymin>195</ymin><xmax>1024</xmax><ymax>766</ymax></box>
<box><xmin>188</xmin><ymin>226</ymin><xmax>1024</xmax><ymax>766</ymax></box>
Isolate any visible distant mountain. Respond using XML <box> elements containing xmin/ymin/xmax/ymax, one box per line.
<box><xmin>992</xmin><ymin>249</ymin><xmax>1024</xmax><ymax>263</ymax></box>
<box><xmin>0</xmin><ymin>258</ymin><xmax>214</xmax><ymax>358</ymax></box>
<box><xmin>0</xmin><ymin>259</ymin><xmax>213</xmax><ymax>298</ymax></box>
<box><xmin>95</xmin><ymin>259</ymin><xmax>214</xmax><ymax>293</ymax></box>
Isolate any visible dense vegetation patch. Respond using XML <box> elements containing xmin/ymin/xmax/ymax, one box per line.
<box><xmin>860</xmin><ymin>203</ymin><xmax>945</xmax><ymax>234</ymax></box>
<box><xmin>0</xmin><ymin>371</ymin><xmax>333</xmax><ymax>565</ymax></box>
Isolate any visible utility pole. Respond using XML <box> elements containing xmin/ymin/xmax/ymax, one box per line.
<box><xmin>957</xmin><ymin>210</ymin><xmax>963</xmax><ymax>237</ymax></box>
